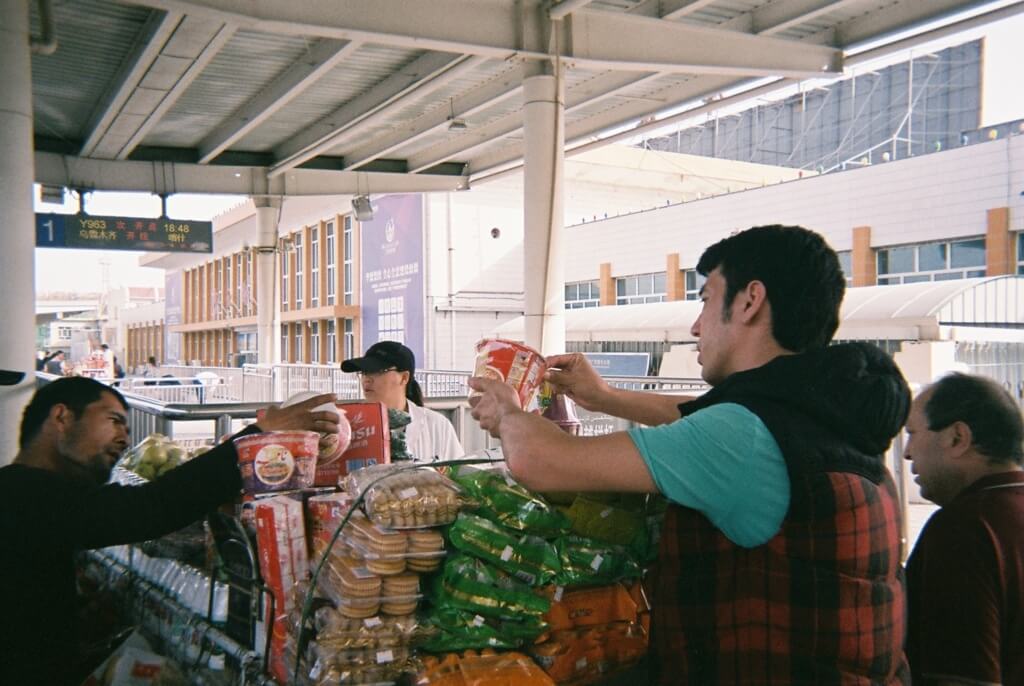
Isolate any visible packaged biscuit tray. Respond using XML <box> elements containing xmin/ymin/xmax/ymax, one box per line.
<box><xmin>344</xmin><ymin>463</ymin><xmax>467</xmax><ymax>529</ymax></box>
<box><xmin>316</xmin><ymin>568</ymin><xmax>422</xmax><ymax>619</ymax></box>
<box><xmin>314</xmin><ymin>609</ymin><xmax>427</xmax><ymax>647</ymax></box>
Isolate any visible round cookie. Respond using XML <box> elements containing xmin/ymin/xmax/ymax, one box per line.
<box><xmin>366</xmin><ymin>556</ymin><xmax>406</xmax><ymax>575</ymax></box>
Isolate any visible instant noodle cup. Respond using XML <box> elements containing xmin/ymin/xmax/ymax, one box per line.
<box><xmin>281</xmin><ymin>391</ymin><xmax>352</xmax><ymax>466</ymax></box>
<box><xmin>235</xmin><ymin>431</ymin><xmax>319</xmax><ymax>495</ymax></box>
<box><xmin>474</xmin><ymin>338</ymin><xmax>546</xmax><ymax>409</ymax></box>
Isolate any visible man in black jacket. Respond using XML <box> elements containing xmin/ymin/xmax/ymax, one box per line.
<box><xmin>0</xmin><ymin>376</ymin><xmax>339</xmax><ymax>685</ymax></box>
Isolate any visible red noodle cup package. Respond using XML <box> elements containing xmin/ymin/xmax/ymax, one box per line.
<box><xmin>258</xmin><ymin>395</ymin><xmax>354</xmax><ymax>487</ymax></box>
<box><xmin>473</xmin><ymin>339</ymin><xmax>546</xmax><ymax>409</ymax></box>
<box><xmin>235</xmin><ymin>430</ymin><xmax>318</xmax><ymax>496</ymax></box>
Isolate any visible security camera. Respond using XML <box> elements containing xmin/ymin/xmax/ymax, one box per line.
<box><xmin>490</xmin><ymin>227</ymin><xmax>501</xmax><ymax>239</ymax></box>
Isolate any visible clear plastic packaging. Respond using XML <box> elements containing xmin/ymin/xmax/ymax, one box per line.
<box><xmin>344</xmin><ymin>464</ymin><xmax>464</xmax><ymax>529</ymax></box>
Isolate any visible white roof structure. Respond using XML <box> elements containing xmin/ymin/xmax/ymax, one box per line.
<box><xmin>493</xmin><ymin>276</ymin><xmax>1024</xmax><ymax>343</ymax></box>
<box><xmin>27</xmin><ymin>0</ymin><xmax>1023</xmax><ymax>197</ymax></box>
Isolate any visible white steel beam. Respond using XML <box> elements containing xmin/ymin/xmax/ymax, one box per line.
<box><xmin>128</xmin><ymin>0</ymin><xmax>843</xmax><ymax>77</ymax></box>
<box><xmin>80</xmin><ymin>10</ymin><xmax>184</xmax><ymax>158</ymax></box>
<box><xmin>341</xmin><ymin>64</ymin><xmax>529</xmax><ymax>171</ymax></box>
<box><xmin>549</xmin><ymin>0</ymin><xmax>594</xmax><ymax>20</ymax></box>
<box><xmin>34</xmin><ymin>151</ymin><xmax>468</xmax><ymax>196</ymax></box>
<box><xmin>116</xmin><ymin>17</ymin><xmax>236</xmax><ymax>159</ymax></box>
<box><xmin>197</xmin><ymin>38</ymin><xmax>362</xmax><ymax>163</ymax></box>
<box><xmin>750</xmin><ymin>0</ymin><xmax>863</xmax><ymax>36</ymax></box>
<box><xmin>269</xmin><ymin>52</ymin><xmax>468</xmax><ymax>175</ymax></box>
<box><xmin>564</xmin><ymin>9</ymin><xmax>841</xmax><ymax>77</ymax></box>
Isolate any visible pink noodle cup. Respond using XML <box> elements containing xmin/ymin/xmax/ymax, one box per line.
<box><xmin>235</xmin><ymin>431</ymin><xmax>319</xmax><ymax>495</ymax></box>
<box><xmin>473</xmin><ymin>338</ymin><xmax>547</xmax><ymax>410</ymax></box>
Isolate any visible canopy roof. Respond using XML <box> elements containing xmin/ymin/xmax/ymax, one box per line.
<box><xmin>28</xmin><ymin>0</ymin><xmax>1020</xmax><ymax>198</ymax></box>
<box><xmin>493</xmin><ymin>276</ymin><xmax>1024</xmax><ymax>343</ymax></box>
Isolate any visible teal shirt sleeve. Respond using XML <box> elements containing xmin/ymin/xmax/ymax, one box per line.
<box><xmin>627</xmin><ymin>402</ymin><xmax>789</xmax><ymax>548</ymax></box>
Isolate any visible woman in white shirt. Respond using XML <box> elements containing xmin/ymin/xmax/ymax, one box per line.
<box><xmin>341</xmin><ymin>341</ymin><xmax>463</xmax><ymax>462</ymax></box>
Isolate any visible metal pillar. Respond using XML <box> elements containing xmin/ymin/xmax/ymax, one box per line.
<box><xmin>0</xmin><ymin>0</ymin><xmax>38</xmax><ymax>464</ymax></box>
<box><xmin>253</xmin><ymin>201</ymin><xmax>280</xmax><ymax>365</ymax></box>
<box><xmin>522</xmin><ymin>72</ymin><xmax>566</xmax><ymax>355</ymax></box>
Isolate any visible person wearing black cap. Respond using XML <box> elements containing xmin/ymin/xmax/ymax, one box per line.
<box><xmin>342</xmin><ymin>341</ymin><xmax>462</xmax><ymax>462</ymax></box>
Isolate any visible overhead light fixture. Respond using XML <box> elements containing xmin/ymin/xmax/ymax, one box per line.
<box><xmin>447</xmin><ymin>98</ymin><xmax>467</xmax><ymax>131</ymax></box>
<box><xmin>39</xmin><ymin>184</ymin><xmax>65</xmax><ymax>204</ymax></box>
<box><xmin>352</xmin><ymin>195</ymin><xmax>374</xmax><ymax>222</ymax></box>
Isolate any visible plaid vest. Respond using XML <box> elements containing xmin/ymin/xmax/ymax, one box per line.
<box><xmin>650</xmin><ymin>351</ymin><xmax>910</xmax><ymax>684</ymax></box>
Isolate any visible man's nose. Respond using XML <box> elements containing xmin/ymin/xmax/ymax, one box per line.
<box><xmin>690</xmin><ymin>315</ymin><xmax>701</xmax><ymax>337</ymax></box>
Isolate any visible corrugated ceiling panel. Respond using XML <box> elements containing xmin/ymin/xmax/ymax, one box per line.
<box><xmin>236</xmin><ymin>43</ymin><xmax>426</xmax><ymax>150</ymax></box>
<box><xmin>144</xmin><ymin>30</ymin><xmax>313</xmax><ymax>148</ymax></box>
<box><xmin>30</xmin><ymin>0</ymin><xmax>154</xmax><ymax>143</ymax></box>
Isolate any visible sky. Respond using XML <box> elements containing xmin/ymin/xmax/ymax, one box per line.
<box><xmin>34</xmin><ymin>9</ymin><xmax>1024</xmax><ymax>295</ymax></box>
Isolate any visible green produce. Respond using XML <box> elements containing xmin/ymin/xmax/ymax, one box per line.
<box><xmin>118</xmin><ymin>434</ymin><xmax>195</xmax><ymax>480</ymax></box>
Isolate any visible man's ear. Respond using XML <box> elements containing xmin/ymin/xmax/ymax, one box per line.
<box><xmin>736</xmin><ymin>280</ymin><xmax>769</xmax><ymax>324</ymax></box>
<box><xmin>947</xmin><ymin>420</ymin><xmax>973</xmax><ymax>458</ymax></box>
<box><xmin>49</xmin><ymin>403</ymin><xmax>75</xmax><ymax>433</ymax></box>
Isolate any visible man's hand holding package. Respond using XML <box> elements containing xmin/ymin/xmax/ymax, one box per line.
<box><xmin>468</xmin><ymin>377</ymin><xmax>522</xmax><ymax>438</ymax></box>
<box><xmin>544</xmin><ymin>353</ymin><xmax>612</xmax><ymax>412</ymax></box>
<box><xmin>258</xmin><ymin>393</ymin><xmax>340</xmax><ymax>447</ymax></box>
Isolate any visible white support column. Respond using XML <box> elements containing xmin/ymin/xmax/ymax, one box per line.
<box><xmin>254</xmin><ymin>202</ymin><xmax>281</xmax><ymax>365</ymax></box>
<box><xmin>522</xmin><ymin>72</ymin><xmax>566</xmax><ymax>355</ymax></box>
<box><xmin>0</xmin><ymin>0</ymin><xmax>37</xmax><ymax>464</ymax></box>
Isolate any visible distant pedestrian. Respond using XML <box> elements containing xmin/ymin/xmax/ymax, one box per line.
<box><xmin>44</xmin><ymin>351</ymin><xmax>65</xmax><ymax>376</ymax></box>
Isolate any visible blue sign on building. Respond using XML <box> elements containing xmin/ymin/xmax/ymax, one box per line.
<box><xmin>583</xmin><ymin>352</ymin><xmax>651</xmax><ymax>377</ymax></box>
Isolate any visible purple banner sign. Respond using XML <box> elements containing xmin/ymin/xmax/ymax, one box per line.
<box><xmin>359</xmin><ymin>195</ymin><xmax>425</xmax><ymax>366</ymax></box>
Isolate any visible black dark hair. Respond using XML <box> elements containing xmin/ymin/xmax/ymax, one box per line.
<box><xmin>924</xmin><ymin>373</ymin><xmax>1024</xmax><ymax>465</ymax></box>
<box><xmin>696</xmin><ymin>224</ymin><xmax>845</xmax><ymax>352</ymax></box>
<box><xmin>19</xmin><ymin>377</ymin><xmax>128</xmax><ymax>450</ymax></box>
<box><xmin>407</xmin><ymin>376</ymin><xmax>424</xmax><ymax>407</ymax></box>
<box><xmin>148</xmin><ymin>356</ymin><xmax>157</xmax><ymax>365</ymax></box>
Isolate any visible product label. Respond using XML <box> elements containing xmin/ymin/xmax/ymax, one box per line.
<box><xmin>472</xmin><ymin>614</ymin><xmax>486</xmax><ymax>627</ymax></box>
<box><xmin>376</xmin><ymin>649</ymin><xmax>394</xmax><ymax>664</ymax></box>
<box><xmin>399</xmin><ymin>486</ymin><xmax>418</xmax><ymax>499</ymax></box>
<box><xmin>590</xmin><ymin>554</ymin><xmax>604</xmax><ymax>571</ymax></box>
<box><xmin>554</xmin><ymin>586</ymin><xmax>565</xmax><ymax>602</ymax></box>
<box><xmin>500</xmin><ymin>545</ymin><xmax>514</xmax><ymax>562</ymax></box>
<box><xmin>600</xmin><ymin>508</ymin><xmax>613</xmax><ymax>519</ymax></box>
<box><xmin>364</xmin><ymin>616</ymin><xmax>383</xmax><ymax>628</ymax></box>
<box><xmin>254</xmin><ymin>445</ymin><xmax>295</xmax><ymax>486</ymax></box>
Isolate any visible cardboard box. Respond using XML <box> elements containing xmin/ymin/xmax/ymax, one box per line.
<box><xmin>335</xmin><ymin>401</ymin><xmax>391</xmax><ymax>476</ymax></box>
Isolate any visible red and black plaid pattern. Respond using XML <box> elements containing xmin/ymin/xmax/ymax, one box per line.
<box><xmin>650</xmin><ymin>470</ymin><xmax>909</xmax><ymax>685</ymax></box>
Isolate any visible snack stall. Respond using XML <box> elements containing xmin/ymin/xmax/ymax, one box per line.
<box><xmin>79</xmin><ymin>340</ymin><xmax>658</xmax><ymax>686</ymax></box>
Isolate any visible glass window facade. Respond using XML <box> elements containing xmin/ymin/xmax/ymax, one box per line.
<box><xmin>565</xmin><ymin>280</ymin><xmax>599</xmax><ymax>309</ymax></box>
<box><xmin>684</xmin><ymin>269</ymin><xmax>706</xmax><ymax>300</ymax></box>
<box><xmin>326</xmin><ymin>320</ymin><xmax>336</xmax><ymax>364</ymax></box>
<box><xmin>343</xmin><ymin>318</ymin><xmax>354</xmax><ymax>361</ymax></box>
<box><xmin>310</xmin><ymin>226</ymin><xmax>320</xmax><ymax>308</ymax></box>
<box><xmin>615</xmin><ymin>273</ymin><xmax>666</xmax><ymax>305</ymax></box>
<box><xmin>326</xmin><ymin>221</ymin><xmax>336</xmax><ymax>305</ymax></box>
<box><xmin>280</xmin><ymin>241</ymin><xmax>289</xmax><ymax>309</ymax></box>
<box><xmin>1018</xmin><ymin>233</ymin><xmax>1024</xmax><ymax>275</ymax></box>
<box><xmin>876</xmin><ymin>238</ymin><xmax>987</xmax><ymax>284</ymax></box>
<box><xmin>310</xmin><ymin>321</ymin><xmax>320</xmax><ymax>363</ymax></box>
<box><xmin>343</xmin><ymin>216</ymin><xmax>354</xmax><ymax>305</ymax></box>
<box><xmin>294</xmin><ymin>232</ymin><xmax>304</xmax><ymax>309</ymax></box>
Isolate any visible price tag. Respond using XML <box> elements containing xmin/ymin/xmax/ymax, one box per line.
<box><xmin>472</xmin><ymin>615</ymin><xmax>486</xmax><ymax>627</ymax></box>
<box><xmin>399</xmin><ymin>486</ymin><xmax>419</xmax><ymax>499</ymax></box>
<box><xmin>600</xmin><ymin>508</ymin><xmax>613</xmax><ymax>518</ymax></box>
<box><xmin>576</xmin><ymin>657</ymin><xmax>588</xmax><ymax>671</ymax></box>
<box><xmin>590</xmin><ymin>554</ymin><xmax>604</xmax><ymax>571</ymax></box>
<box><xmin>553</xmin><ymin>586</ymin><xmax>565</xmax><ymax>602</ymax></box>
<box><xmin>364</xmin><ymin>616</ymin><xmax>383</xmax><ymax>628</ymax></box>
<box><xmin>500</xmin><ymin>545</ymin><xmax>514</xmax><ymax>561</ymax></box>
<box><xmin>376</xmin><ymin>649</ymin><xmax>394</xmax><ymax>664</ymax></box>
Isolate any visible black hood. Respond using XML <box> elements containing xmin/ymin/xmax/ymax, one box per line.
<box><xmin>680</xmin><ymin>342</ymin><xmax>910</xmax><ymax>478</ymax></box>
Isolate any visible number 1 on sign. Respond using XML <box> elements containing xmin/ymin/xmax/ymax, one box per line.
<box><xmin>43</xmin><ymin>218</ymin><xmax>53</xmax><ymax>242</ymax></box>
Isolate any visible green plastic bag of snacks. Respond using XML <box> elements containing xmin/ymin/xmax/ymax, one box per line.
<box><xmin>418</xmin><ymin>606</ymin><xmax>548</xmax><ymax>652</ymax></box>
<box><xmin>447</xmin><ymin>512</ymin><xmax>561</xmax><ymax>586</ymax></box>
<box><xmin>553</xmin><ymin>535</ymin><xmax>642</xmax><ymax>587</ymax></box>
<box><xmin>450</xmin><ymin>466</ymin><xmax>571</xmax><ymax>538</ymax></box>
<box><xmin>433</xmin><ymin>553</ymin><xmax>551</xmax><ymax>620</ymax></box>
